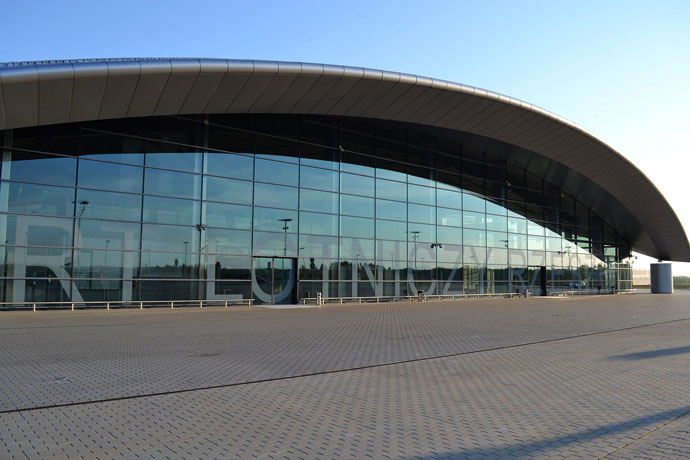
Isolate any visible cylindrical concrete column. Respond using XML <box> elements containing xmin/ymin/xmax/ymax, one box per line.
<box><xmin>650</xmin><ymin>263</ymin><xmax>673</xmax><ymax>293</ymax></box>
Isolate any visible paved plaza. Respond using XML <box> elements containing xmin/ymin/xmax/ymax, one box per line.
<box><xmin>1</xmin><ymin>292</ymin><xmax>690</xmax><ymax>459</ymax></box>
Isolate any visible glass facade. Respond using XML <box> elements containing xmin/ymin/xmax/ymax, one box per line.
<box><xmin>0</xmin><ymin>115</ymin><xmax>633</xmax><ymax>305</ymax></box>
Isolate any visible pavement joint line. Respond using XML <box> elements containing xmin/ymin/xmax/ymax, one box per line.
<box><xmin>3</xmin><ymin>315</ymin><xmax>689</xmax><ymax>416</ymax></box>
<box><xmin>597</xmin><ymin>407</ymin><xmax>690</xmax><ymax>459</ymax></box>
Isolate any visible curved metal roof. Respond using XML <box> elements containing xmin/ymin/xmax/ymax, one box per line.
<box><xmin>0</xmin><ymin>57</ymin><xmax>688</xmax><ymax>261</ymax></box>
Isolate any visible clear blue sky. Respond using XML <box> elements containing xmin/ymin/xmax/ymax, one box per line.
<box><xmin>4</xmin><ymin>0</ymin><xmax>690</xmax><ymax>273</ymax></box>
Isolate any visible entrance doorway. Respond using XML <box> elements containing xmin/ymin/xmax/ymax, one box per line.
<box><xmin>528</xmin><ymin>266</ymin><xmax>548</xmax><ymax>296</ymax></box>
<box><xmin>251</xmin><ymin>256</ymin><xmax>297</xmax><ymax>305</ymax></box>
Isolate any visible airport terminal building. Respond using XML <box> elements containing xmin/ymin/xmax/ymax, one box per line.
<box><xmin>0</xmin><ymin>58</ymin><xmax>688</xmax><ymax>305</ymax></box>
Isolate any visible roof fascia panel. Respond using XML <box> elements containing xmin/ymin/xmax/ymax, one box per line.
<box><xmin>0</xmin><ymin>65</ymin><xmax>38</xmax><ymax>129</ymax></box>
<box><xmin>38</xmin><ymin>63</ymin><xmax>74</xmax><ymax>126</ymax></box>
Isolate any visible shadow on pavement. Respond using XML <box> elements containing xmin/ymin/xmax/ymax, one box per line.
<box><xmin>401</xmin><ymin>405</ymin><xmax>690</xmax><ymax>459</ymax></box>
<box><xmin>611</xmin><ymin>345</ymin><xmax>690</xmax><ymax>361</ymax></box>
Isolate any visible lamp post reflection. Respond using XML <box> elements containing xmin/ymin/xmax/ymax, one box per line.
<box><xmin>278</xmin><ymin>218</ymin><xmax>292</xmax><ymax>256</ymax></box>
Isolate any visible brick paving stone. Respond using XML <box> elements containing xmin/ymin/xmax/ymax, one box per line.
<box><xmin>1</xmin><ymin>292</ymin><xmax>690</xmax><ymax>459</ymax></box>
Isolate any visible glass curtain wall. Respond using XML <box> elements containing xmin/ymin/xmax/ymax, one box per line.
<box><xmin>0</xmin><ymin>115</ymin><xmax>632</xmax><ymax>304</ymax></box>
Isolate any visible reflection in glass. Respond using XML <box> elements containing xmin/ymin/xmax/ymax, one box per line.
<box><xmin>252</xmin><ymin>231</ymin><xmax>297</xmax><ymax>257</ymax></box>
<box><xmin>142</xmin><ymin>224</ymin><xmax>198</xmax><ymax>253</ymax></box>
<box><xmin>146</xmin><ymin>151</ymin><xmax>202</xmax><ymax>173</ymax></box>
<box><xmin>203</xmin><ymin>202</ymin><xmax>251</xmax><ymax>229</ymax></box>
<box><xmin>340</xmin><ymin>216</ymin><xmax>374</xmax><ymax>239</ymax></box>
<box><xmin>205</xmin><ymin>153</ymin><xmax>253</xmax><ymax>180</ymax></box>
<box><xmin>300</xmin><ymin>166</ymin><xmax>339</xmax><ymax>192</ymax></box>
<box><xmin>408</xmin><ymin>184</ymin><xmax>435</xmax><ymax>205</ymax></box>
<box><xmin>3</xmin><ymin>182</ymin><xmax>74</xmax><ymax>217</ymax></box>
<box><xmin>376</xmin><ymin>220</ymin><xmax>406</xmax><ymax>241</ymax></box>
<box><xmin>298</xmin><ymin>235</ymin><xmax>338</xmax><ymax>258</ymax></box>
<box><xmin>376</xmin><ymin>179</ymin><xmax>406</xmax><ymax>201</ymax></box>
<box><xmin>437</xmin><ymin>189</ymin><xmax>462</xmax><ymax>209</ymax></box>
<box><xmin>76</xmin><ymin>189</ymin><xmax>141</xmax><ymax>221</ymax></box>
<box><xmin>253</xmin><ymin>207</ymin><xmax>297</xmax><ymax>233</ymax></box>
<box><xmin>254</xmin><ymin>183</ymin><xmax>298</xmax><ymax>209</ymax></box>
<box><xmin>78</xmin><ymin>220</ymin><xmax>141</xmax><ymax>251</ymax></box>
<box><xmin>78</xmin><ymin>160</ymin><xmax>143</xmax><ymax>193</ymax></box>
<box><xmin>204</xmin><ymin>176</ymin><xmax>253</xmax><ymax>205</ymax></box>
<box><xmin>341</xmin><ymin>173</ymin><xmax>374</xmax><ymax>197</ymax></box>
<box><xmin>144</xmin><ymin>168</ymin><xmax>201</xmax><ymax>199</ymax></box>
<box><xmin>300</xmin><ymin>189</ymin><xmax>338</xmax><ymax>214</ymax></box>
<box><xmin>143</xmin><ymin>196</ymin><xmax>200</xmax><ymax>226</ymax></box>
<box><xmin>255</xmin><ymin>158</ymin><xmax>299</xmax><ymax>186</ymax></box>
<box><xmin>7</xmin><ymin>153</ymin><xmax>76</xmax><ymax>187</ymax></box>
<box><xmin>376</xmin><ymin>200</ymin><xmax>406</xmax><ymax>221</ymax></box>
<box><xmin>300</xmin><ymin>211</ymin><xmax>338</xmax><ymax>236</ymax></box>
<box><xmin>408</xmin><ymin>203</ymin><xmax>435</xmax><ymax>224</ymax></box>
<box><xmin>204</xmin><ymin>228</ymin><xmax>251</xmax><ymax>255</ymax></box>
<box><xmin>341</xmin><ymin>195</ymin><xmax>374</xmax><ymax>218</ymax></box>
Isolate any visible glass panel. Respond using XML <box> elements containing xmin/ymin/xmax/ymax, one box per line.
<box><xmin>72</xmin><ymin>249</ymin><xmax>139</xmax><ymax>280</ymax></box>
<box><xmin>376</xmin><ymin>179</ymin><xmax>406</xmax><ymax>201</ymax></box>
<box><xmin>144</xmin><ymin>168</ymin><xmax>201</xmax><ymax>199</ymax></box>
<box><xmin>508</xmin><ymin>216</ymin><xmax>527</xmax><ymax>234</ymax></box>
<box><xmin>527</xmin><ymin>221</ymin><xmax>546</xmax><ymax>236</ymax></box>
<box><xmin>463</xmin><ymin>193</ymin><xmax>485</xmax><ymax>213</ymax></box>
<box><xmin>78</xmin><ymin>220</ymin><xmax>141</xmax><ymax>251</ymax></box>
<box><xmin>299</xmin><ymin>189</ymin><xmax>338</xmax><ymax>214</ymax></box>
<box><xmin>299</xmin><ymin>211</ymin><xmax>338</xmax><ymax>236</ymax></box>
<box><xmin>463</xmin><ymin>229</ymin><xmax>486</xmax><ymax>247</ymax></box>
<box><xmin>204</xmin><ymin>228</ymin><xmax>251</xmax><ymax>255</ymax></box>
<box><xmin>300</xmin><ymin>166</ymin><xmax>338</xmax><ymax>192</ymax></box>
<box><xmin>205</xmin><ymin>153</ymin><xmax>253</xmax><ymax>180</ymax></box>
<box><xmin>376</xmin><ymin>219</ymin><xmax>406</xmax><ymax>241</ymax></box>
<box><xmin>298</xmin><ymin>258</ymin><xmax>338</xmax><ymax>281</ymax></box>
<box><xmin>78</xmin><ymin>160</ymin><xmax>142</xmax><ymax>193</ymax></box>
<box><xmin>508</xmin><ymin>233</ymin><xmax>528</xmax><ymax>249</ymax></box>
<box><xmin>437</xmin><ymin>244</ymin><xmax>463</xmax><ymax>263</ymax></box>
<box><xmin>340</xmin><ymin>216</ymin><xmax>374</xmax><ymax>239</ymax></box>
<box><xmin>203</xmin><ymin>202</ymin><xmax>251</xmax><ymax>229</ymax></box>
<box><xmin>138</xmin><ymin>280</ymin><xmax>201</xmax><ymax>300</ymax></box>
<box><xmin>486</xmin><ymin>200</ymin><xmax>507</xmax><ymax>216</ymax></box>
<box><xmin>407</xmin><ymin>223</ymin><xmax>435</xmax><ymax>243</ymax></box>
<box><xmin>528</xmin><ymin>235</ymin><xmax>546</xmax><ymax>251</ymax></box>
<box><xmin>437</xmin><ymin>189</ymin><xmax>462</xmax><ymax>209</ymax></box>
<box><xmin>254</xmin><ymin>158</ymin><xmax>299</xmax><ymax>186</ymax></box>
<box><xmin>1</xmin><ymin>214</ymin><xmax>73</xmax><ymax>247</ymax></box>
<box><xmin>339</xmin><ymin>237</ymin><xmax>374</xmax><ymax>259</ymax></box>
<box><xmin>141</xmin><ymin>253</ymin><xmax>199</xmax><ymax>279</ymax></box>
<box><xmin>142</xmin><ymin>224</ymin><xmax>199</xmax><ymax>253</ymax></box>
<box><xmin>408</xmin><ymin>204</ymin><xmax>435</xmax><ymax>224</ymax></box>
<box><xmin>203</xmin><ymin>176</ymin><xmax>252</xmax><ymax>205</ymax></box>
<box><xmin>376</xmin><ymin>240</ymin><xmax>407</xmax><ymax>261</ymax></box>
<box><xmin>208</xmin><ymin>255</ymin><xmax>251</xmax><ymax>280</ymax></box>
<box><xmin>298</xmin><ymin>235</ymin><xmax>338</xmax><ymax>258</ymax></box>
<box><xmin>7</xmin><ymin>153</ymin><xmax>76</xmax><ymax>187</ymax></box>
<box><xmin>142</xmin><ymin>196</ymin><xmax>200</xmax><ymax>225</ymax></box>
<box><xmin>341</xmin><ymin>195</ymin><xmax>374</xmax><ymax>218</ymax></box>
<box><xmin>436</xmin><ymin>207</ymin><xmax>462</xmax><ymax>227</ymax></box>
<box><xmin>486</xmin><ymin>231</ymin><xmax>509</xmax><ymax>248</ymax></box>
<box><xmin>78</xmin><ymin>130</ymin><xmax>145</xmax><ymax>165</ymax></box>
<box><xmin>2</xmin><ymin>182</ymin><xmax>74</xmax><ymax>217</ymax></box>
<box><xmin>73</xmin><ymin>189</ymin><xmax>141</xmax><ymax>221</ymax></box>
<box><xmin>486</xmin><ymin>214</ymin><xmax>507</xmax><ymax>232</ymax></box>
<box><xmin>253</xmin><ymin>207</ymin><xmax>298</xmax><ymax>233</ymax></box>
<box><xmin>464</xmin><ymin>246</ymin><xmax>487</xmax><ymax>265</ymax></box>
<box><xmin>376</xmin><ymin>199</ymin><xmax>406</xmax><ymax>221</ymax></box>
<box><xmin>408</xmin><ymin>184</ymin><xmax>435</xmax><ymax>205</ymax></box>
<box><xmin>463</xmin><ymin>211</ymin><xmax>486</xmax><ymax>229</ymax></box>
<box><xmin>145</xmin><ymin>152</ymin><xmax>202</xmax><ymax>173</ymax></box>
<box><xmin>546</xmin><ymin>237</ymin><xmax>562</xmax><ymax>252</ymax></box>
<box><xmin>341</xmin><ymin>173</ymin><xmax>374</xmax><ymax>197</ymax></box>
<box><xmin>436</xmin><ymin>226</ymin><xmax>462</xmax><ymax>245</ymax></box>
<box><xmin>253</xmin><ymin>183</ymin><xmax>298</xmax><ymax>209</ymax></box>
<box><xmin>252</xmin><ymin>231</ymin><xmax>297</xmax><ymax>257</ymax></box>
<box><xmin>487</xmin><ymin>248</ymin><xmax>508</xmax><ymax>265</ymax></box>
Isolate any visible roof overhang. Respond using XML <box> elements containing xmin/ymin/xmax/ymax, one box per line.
<box><xmin>1</xmin><ymin>58</ymin><xmax>688</xmax><ymax>261</ymax></box>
